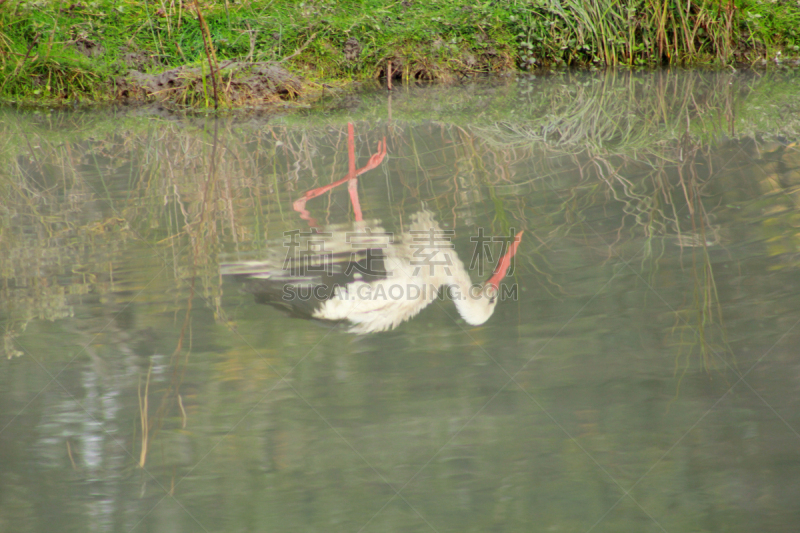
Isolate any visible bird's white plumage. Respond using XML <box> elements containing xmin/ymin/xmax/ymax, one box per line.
<box><xmin>222</xmin><ymin>210</ymin><xmax>507</xmax><ymax>334</ymax></box>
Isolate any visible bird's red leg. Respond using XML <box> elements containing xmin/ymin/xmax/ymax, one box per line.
<box><xmin>346</xmin><ymin>123</ymin><xmax>362</xmax><ymax>221</ymax></box>
<box><xmin>291</xmin><ymin>197</ymin><xmax>318</xmax><ymax>227</ymax></box>
<box><xmin>292</xmin><ymin>123</ymin><xmax>387</xmax><ymax>226</ymax></box>
<box><xmin>348</xmin><ymin>136</ymin><xmax>387</xmax><ymax>222</ymax></box>
<box><xmin>356</xmin><ymin>137</ymin><xmax>387</xmax><ymax>175</ymax></box>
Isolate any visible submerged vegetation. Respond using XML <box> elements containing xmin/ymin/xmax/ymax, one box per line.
<box><xmin>0</xmin><ymin>0</ymin><xmax>799</xmax><ymax>107</ymax></box>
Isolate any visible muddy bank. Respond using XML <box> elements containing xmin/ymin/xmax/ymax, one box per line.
<box><xmin>114</xmin><ymin>61</ymin><xmax>304</xmax><ymax>108</ymax></box>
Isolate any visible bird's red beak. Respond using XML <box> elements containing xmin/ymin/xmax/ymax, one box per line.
<box><xmin>487</xmin><ymin>230</ymin><xmax>524</xmax><ymax>290</ymax></box>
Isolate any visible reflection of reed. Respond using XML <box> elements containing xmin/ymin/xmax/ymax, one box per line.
<box><xmin>589</xmin><ymin>137</ymin><xmax>734</xmax><ymax>375</ymax></box>
<box><xmin>463</xmin><ymin>70</ymin><xmax>752</xmax><ymax>374</ymax></box>
<box><xmin>1</xmin><ymin>71</ymin><xmax>795</xmax><ymax>367</ymax></box>
<box><xmin>137</xmin><ymin>361</ymin><xmax>152</xmax><ymax>468</ymax></box>
<box><xmin>669</xmin><ymin>161</ymin><xmax>733</xmax><ymax>376</ymax></box>
<box><xmin>473</xmin><ymin>70</ymin><xmax>742</xmax><ymax>151</ymax></box>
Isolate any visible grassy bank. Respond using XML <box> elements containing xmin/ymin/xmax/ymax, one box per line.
<box><xmin>1</xmin><ymin>0</ymin><xmax>798</xmax><ymax>107</ymax></box>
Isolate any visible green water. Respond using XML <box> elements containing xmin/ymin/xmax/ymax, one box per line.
<box><xmin>2</xmin><ymin>69</ymin><xmax>800</xmax><ymax>532</ymax></box>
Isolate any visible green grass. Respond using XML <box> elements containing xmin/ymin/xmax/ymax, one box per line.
<box><xmin>0</xmin><ymin>0</ymin><xmax>798</xmax><ymax>106</ymax></box>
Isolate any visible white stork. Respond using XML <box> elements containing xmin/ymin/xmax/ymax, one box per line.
<box><xmin>221</xmin><ymin>123</ymin><xmax>523</xmax><ymax>334</ymax></box>
<box><xmin>221</xmin><ymin>211</ymin><xmax>523</xmax><ymax>334</ymax></box>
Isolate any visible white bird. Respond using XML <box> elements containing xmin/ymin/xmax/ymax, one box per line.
<box><xmin>221</xmin><ymin>122</ymin><xmax>522</xmax><ymax>334</ymax></box>
<box><xmin>221</xmin><ymin>210</ymin><xmax>523</xmax><ymax>334</ymax></box>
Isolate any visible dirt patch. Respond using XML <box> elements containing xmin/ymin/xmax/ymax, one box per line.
<box><xmin>344</xmin><ymin>38</ymin><xmax>361</xmax><ymax>62</ymax></box>
<box><xmin>68</xmin><ymin>37</ymin><xmax>104</xmax><ymax>58</ymax></box>
<box><xmin>116</xmin><ymin>61</ymin><xmax>302</xmax><ymax>107</ymax></box>
<box><xmin>119</xmin><ymin>47</ymin><xmax>160</xmax><ymax>72</ymax></box>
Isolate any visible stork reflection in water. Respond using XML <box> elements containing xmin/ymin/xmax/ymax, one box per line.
<box><xmin>221</xmin><ymin>124</ymin><xmax>523</xmax><ymax>333</ymax></box>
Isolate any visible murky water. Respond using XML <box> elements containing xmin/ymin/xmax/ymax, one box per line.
<box><xmin>2</xmin><ymin>70</ymin><xmax>800</xmax><ymax>532</ymax></box>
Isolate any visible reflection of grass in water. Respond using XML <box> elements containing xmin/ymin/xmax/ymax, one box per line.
<box><xmin>671</xmin><ymin>154</ymin><xmax>734</xmax><ymax>378</ymax></box>
<box><xmin>463</xmin><ymin>70</ymin><xmax>745</xmax><ymax>379</ymax></box>
<box><xmin>3</xmin><ymin>324</ymin><xmax>25</xmax><ymax>359</ymax></box>
<box><xmin>472</xmin><ymin>70</ymin><xmax>739</xmax><ymax>153</ymax></box>
<box><xmin>669</xmin><ymin>252</ymin><xmax>735</xmax><ymax>411</ymax></box>
<box><xmin>621</xmin><ymin>174</ymin><xmax>732</xmax><ymax>381</ymax></box>
<box><xmin>0</xmin><ymin>134</ymin><xmax>129</xmax><ymax>357</ymax></box>
<box><xmin>137</xmin><ymin>360</ymin><xmax>152</xmax><ymax>468</ymax></box>
<box><xmin>1</xmin><ymin>73</ymin><xmax>788</xmax><ymax>374</ymax></box>
<box><xmin>612</xmin><ymin>151</ymin><xmax>734</xmax><ymax>380</ymax></box>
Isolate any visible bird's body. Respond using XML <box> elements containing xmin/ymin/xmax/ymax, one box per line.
<box><xmin>221</xmin><ymin>211</ymin><xmax>521</xmax><ymax>334</ymax></box>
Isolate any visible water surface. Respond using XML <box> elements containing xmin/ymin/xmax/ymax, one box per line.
<box><xmin>2</xmin><ymin>69</ymin><xmax>800</xmax><ymax>532</ymax></box>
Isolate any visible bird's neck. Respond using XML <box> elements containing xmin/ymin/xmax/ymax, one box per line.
<box><xmin>445</xmin><ymin>264</ymin><xmax>491</xmax><ymax>326</ymax></box>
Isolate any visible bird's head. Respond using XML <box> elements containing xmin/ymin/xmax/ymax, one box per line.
<box><xmin>456</xmin><ymin>230</ymin><xmax>524</xmax><ymax>326</ymax></box>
